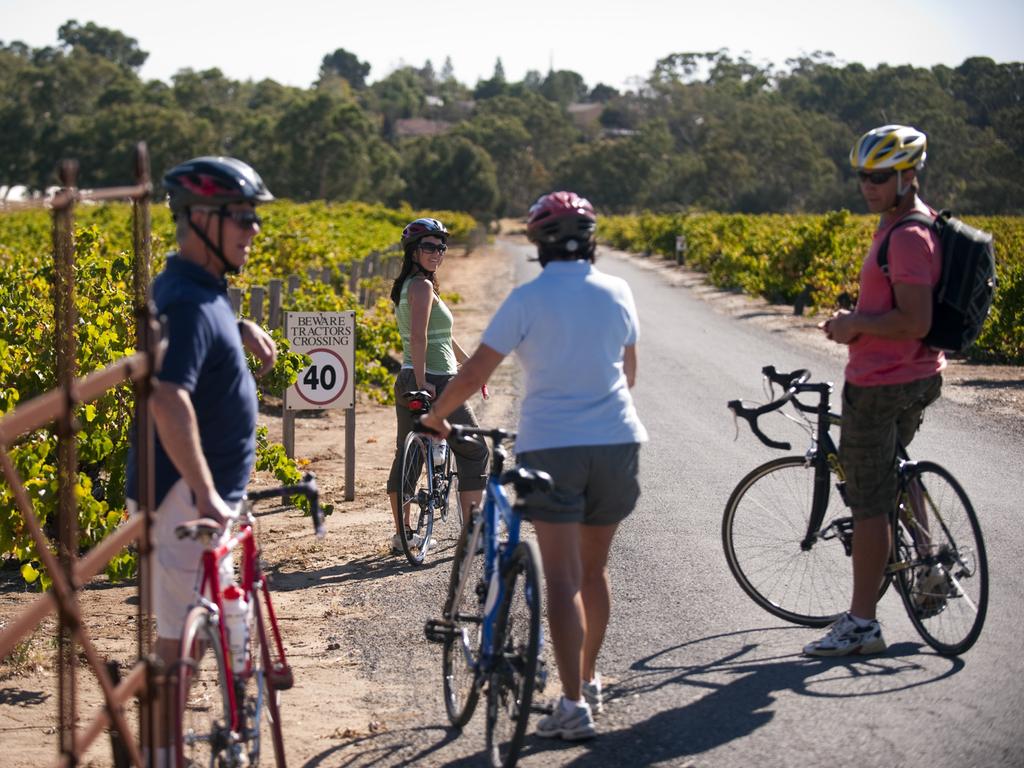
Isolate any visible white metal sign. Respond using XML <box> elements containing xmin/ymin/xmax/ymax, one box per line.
<box><xmin>284</xmin><ymin>311</ymin><xmax>355</xmax><ymax>410</ymax></box>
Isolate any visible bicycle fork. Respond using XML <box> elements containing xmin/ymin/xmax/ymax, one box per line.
<box><xmin>801</xmin><ymin>452</ymin><xmax>852</xmax><ymax>553</ymax></box>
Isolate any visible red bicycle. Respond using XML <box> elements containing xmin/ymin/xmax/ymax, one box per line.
<box><xmin>172</xmin><ymin>474</ymin><xmax>323</xmax><ymax>768</ymax></box>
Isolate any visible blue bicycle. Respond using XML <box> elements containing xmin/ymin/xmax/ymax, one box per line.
<box><xmin>424</xmin><ymin>424</ymin><xmax>551</xmax><ymax>768</ymax></box>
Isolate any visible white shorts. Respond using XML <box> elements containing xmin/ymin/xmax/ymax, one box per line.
<box><xmin>128</xmin><ymin>479</ymin><xmax>237</xmax><ymax>639</ymax></box>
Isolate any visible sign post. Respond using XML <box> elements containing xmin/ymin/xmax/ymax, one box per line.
<box><xmin>283</xmin><ymin>311</ymin><xmax>356</xmax><ymax>500</ymax></box>
<box><xmin>675</xmin><ymin>235</ymin><xmax>687</xmax><ymax>266</ymax></box>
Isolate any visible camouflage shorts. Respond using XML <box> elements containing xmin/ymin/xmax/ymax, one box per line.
<box><xmin>839</xmin><ymin>375</ymin><xmax>942</xmax><ymax>520</ymax></box>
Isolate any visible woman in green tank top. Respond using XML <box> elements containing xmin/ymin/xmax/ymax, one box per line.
<box><xmin>385</xmin><ymin>218</ymin><xmax>488</xmax><ymax>552</ymax></box>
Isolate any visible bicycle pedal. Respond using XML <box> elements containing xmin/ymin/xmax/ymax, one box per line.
<box><xmin>530</xmin><ymin>702</ymin><xmax>555</xmax><ymax>715</ymax></box>
<box><xmin>424</xmin><ymin>618</ymin><xmax>458</xmax><ymax>644</ymax></box>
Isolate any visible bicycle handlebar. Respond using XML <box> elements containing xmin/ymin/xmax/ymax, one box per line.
<box><xmin>411</xmin><ymin>417</ymin><xmax>515</xmax><ymax>447</ymax></box>
<box><xmin>246</xmin><ymin>472</ymin><xmax>324</xmax><ymax>539</ymax></box>
<box><xmin>727</xmin><ymin>366</ymin><xmax>814</xmax><ymax>450</ymax></box>
<box><xmin>447</xmin><ymin>424</ymin><xmax>515</xmax><ymax>444</ymax></box>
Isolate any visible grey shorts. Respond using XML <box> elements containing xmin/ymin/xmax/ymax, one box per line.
<box><xmin>840</xmin><ymin>374</ymin><xmax>942</xmax><ymax>520</ymax></box>
<box><xmin>516</xmin><ymin>443</ymin><xmax>641</xmax><ymax>526</ymax></box>
<box><xmin>386</xmin><ymin>368</ymin><xmax>488</xmax><ymax>493</ymax></box>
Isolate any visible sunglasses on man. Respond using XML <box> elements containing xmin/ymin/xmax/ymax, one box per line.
<box><xmin>194</xmin><ymin>206</ymin><xmax>263</xmax><ymax>228</ymax></box>
<box><xmin>856</xmin><ymin>169</ymin><xmax>897</xmax><ymax>185</ymax></box>
<box><xmin>219</xmin><ymin>209</ymin><xmax>263</xmax><ymax>228</ymax></box>
<box><xmin>418</xmin><ymin>242</ymin><xmax>447</xmax><ymax>254</ymax></box>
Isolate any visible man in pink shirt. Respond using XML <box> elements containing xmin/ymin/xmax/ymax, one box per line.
<box><xmin>806</xmin><ymin>125</ymin><xmax>945</xmax><ymax>656</ymax></box>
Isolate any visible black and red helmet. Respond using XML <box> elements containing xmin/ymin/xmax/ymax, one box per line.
<box><xmin>401</xmin><ymin>217</ymin><xmax>449</xmax><ymax>250</ymax></box>
<box><xmin>164</xmin><ymin>156</ymin><xmax>274</xmax><ymax>215</ymax></box>
<box><xmin>526</xmin><ymin>191</ymin><xmax>597</xmax><ymax>249</ymax></box>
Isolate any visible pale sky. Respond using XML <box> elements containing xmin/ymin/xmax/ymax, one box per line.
<box><xmin>1</xmin><ymin>0</ymin><xmax>1022</xmax><ymax>91</ymax></box>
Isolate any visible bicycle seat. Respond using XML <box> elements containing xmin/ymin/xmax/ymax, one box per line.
<box><xmin>500</xmin><ymin>466</ymin><xmax>553</xmax><ymax>496</ymax></box>
<box><xmin>174</xmin><ymin>518</ymin><xmax>224</xmax><ymax>541</ymax></box>
<box><xmin>403</xmin><ymin>390</ymin><xmax>433</xmax><ymax>413</ymax></box>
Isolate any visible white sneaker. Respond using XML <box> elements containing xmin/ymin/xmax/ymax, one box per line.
<box><xmin>412</xmin><ymin>533</ymin><xmax>437</xmax><ymax>550</ymax></box>
<box><xmin>390</xmin><ymin>533</ymin><xmax>404</xmax><ymax>553</ymax></box>
<box><xmin>582</xmin><ymin>674</ymin><xmax>603</xmax><ymax>715</ymax></box>
<box><xmin>803</xmin><ymin>612</ymin><xmax>886</xmax><ymax>657</ymax></box>
<box><xmin>535</xmin><ymin>697</ymin><xmax>596</xmax><ymax>740</ymax></box>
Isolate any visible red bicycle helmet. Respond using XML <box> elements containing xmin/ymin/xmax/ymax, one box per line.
<box><xmin>401</xmin><ymin>218</ymin><xmax>449</xmax><ymax>250</ymax></box>
<box><xmin>526</xmin><ymin>191</ymin><xmax>597</xmax><ymax>249</ymax></box>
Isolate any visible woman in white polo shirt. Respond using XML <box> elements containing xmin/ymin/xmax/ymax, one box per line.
<box><xmin>419</xmin><ymin>191</ymin><xmax>646</xmax><ymax>742</ymax></box>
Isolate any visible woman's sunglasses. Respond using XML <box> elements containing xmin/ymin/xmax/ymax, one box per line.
<box><xmin>857</xmin><ymin>170</ymin><xmax>896</xmax><ymax>185</ymax></box>
<box><xmin>418</xmin><ymin>242</ymin><xmax>447</xmax><ymax>254</ymax></box>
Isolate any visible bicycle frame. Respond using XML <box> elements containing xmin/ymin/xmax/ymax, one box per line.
<box><xmin>401</xmin><ymin>392</ymin><xmax>458</xmax><ymax>529</ymax></box>
<box><xmin>189</xmin><ymin>511</ymin><xmax>289</xmax><ymax>736</ymax></box>
<box><xmin>415</xmin><ymin>436</ymin><xmax>456</xmax><ymax>521</ymax></box>
<box><xmin>447</xmin><ymin>432</ymin><xmax>538</xmax><ymax>680</ymax></box>
<box><xmin>470</xmin><ymin>480</ymin><xmax>522</xmax><ymax>670</ymax></box>
<box><xmin>179</xmin><ymin>474</ymin><xmax>319</xmax><ymax>750</ymax></box>
<box><xmin>797</xmin><ymin>385</ymin><xmax>847</xmax><ymax>551</ymax></box>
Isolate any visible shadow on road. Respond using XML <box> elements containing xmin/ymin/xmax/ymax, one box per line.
<box><xmin>265</xmin><ymin>548</ymin><xmax>456</xmax><ymax>592</ymax></box>
<box><xmin>529</xmin><ymin>626</ymin><xmax>966</xmax><ymax>766</ymax></box>
<box><xmin>298</xmin><ymin>625</ymin><xmax>968</xmax><ymax>767</ymax></box>
<box><xmin>301</xmin><ymin>724</ymin><xmax>461</xmax><ymax>767</ymax></box>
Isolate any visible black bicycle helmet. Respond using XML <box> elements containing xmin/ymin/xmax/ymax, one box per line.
<box><xmin>400</xmin><ymin>217</ymin><xmax>449</xmax><ymax>250</ymax></box>
<box><xmin>164</xmin><ymin>156</ymin><xmax>274</xmax><ymax>216</ymax></box>
<box><xmin>164</xmin><ymin>156</ymin><xmax>273</xmax><ymax>274</ymax></box>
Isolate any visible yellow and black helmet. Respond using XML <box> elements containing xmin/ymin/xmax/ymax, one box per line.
<box><xmin>850</xmin><ymin>125</ymin><xmax>927</xmax><ymax>171</ymax></box>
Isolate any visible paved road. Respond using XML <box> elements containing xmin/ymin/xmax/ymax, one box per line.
<box><xmin>319</xmin><ymin>239</ymin><xmax>1024</xmax><ymax>767</ymax></box>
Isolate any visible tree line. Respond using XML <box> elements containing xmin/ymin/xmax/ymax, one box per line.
<box><xmin>2</xmin><ymin>20</ymin><xmax>1022</xmax><ymax>218</ymax></box>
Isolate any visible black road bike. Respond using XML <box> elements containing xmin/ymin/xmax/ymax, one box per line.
<box><xmin>397</xmin><ymin>390</ymin><xmax>462</xmax><ymax>565</ymax></box>
<box><xmin>723</xmin><ymin>366</ymin><xmax>988</xmax><ymax>655</ymax></box>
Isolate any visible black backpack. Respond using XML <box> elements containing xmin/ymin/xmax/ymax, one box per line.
<box><xmin>878</xmin><ymin>210</ymin><xmax>996</xmax><ymax>353</ymax></box>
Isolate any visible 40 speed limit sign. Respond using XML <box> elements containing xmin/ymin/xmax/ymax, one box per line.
<box><xmin>284</xmin><ymin>311</ymin><xmax>355</xmax><ymax>410</ymax></box>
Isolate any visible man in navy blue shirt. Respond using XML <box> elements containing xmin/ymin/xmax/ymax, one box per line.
<box><xmin>127</xmin><ymin>157</ymin><xmax>276</xmax><ymax>767</ymax></box>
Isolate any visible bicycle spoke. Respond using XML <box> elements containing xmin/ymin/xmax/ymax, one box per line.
<box><xmin>176</xmin><ymin>608</ymin><xmax>234</xmax><ymax>768</ymax></box>
<box><xmin>399</xmin><ymin>433</ymin><xmax>433</xmax><ymax>565</ymax></box>
<box><xmin>723</xmin><ymin>456</ymin><xmax>852</xmax><ymax>626</ymax></box>
<box><xmin>893</xmin><ymin>462</ymin><xmax>988</xmax><ymax>655</ymax></box>
<box><xmin>486</xmin><ymin>541</ymin><xmax>541</xmax><ymax>768</ymax></box>
<box><xmin>441</xmin><ymin>517</ymin><xmax>486</xmax><ymax>727</ymax></box>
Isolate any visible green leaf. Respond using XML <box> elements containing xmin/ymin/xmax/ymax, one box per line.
<box><xmin>20</xmin><ymin>562</ymin><xmax>40</xmax><ymax>583</ymax></box>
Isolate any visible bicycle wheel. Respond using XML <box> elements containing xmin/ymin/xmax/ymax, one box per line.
<box><xmin>486</xmin><ymin>540</ymin><xmax>542</xmax><ymax>768</ymax></box>
<box><xmin>399</xmin><ymin>431</ymin><xmax>435</xmax><ymax>565</ymax></box>
<box><xmin>723</xmin><ymin>455</ymin><xmax>857</xmax><ymax>627</ymax></box>
<box><xmin>240</xmin><ymin>592</ymin><xmax>287</xmax><ymax>766</ymax></box>
<box><xmin>175</xmin><ymin>606</ymin><xmax>234</xmax><ymax>768</ymax></box>
<box><xmin>892</xmin><ymin>461</ymin><xmax>988</xmax><ymax>655</ymax></box>
<box><xmin>441</xmin><ymin>511</ymin><xmax>486</xmax><ymax>727</ymax></box>
<box><xmin>435</xmin><ymin>448</ymin><xmax>463</xmax><ymax>550</ymax></box>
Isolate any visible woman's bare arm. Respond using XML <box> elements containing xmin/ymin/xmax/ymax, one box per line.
<box><xmin>407</xmin><ymin>277</ymin><xmax>434</xmax><ymax>391</ymax></box>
